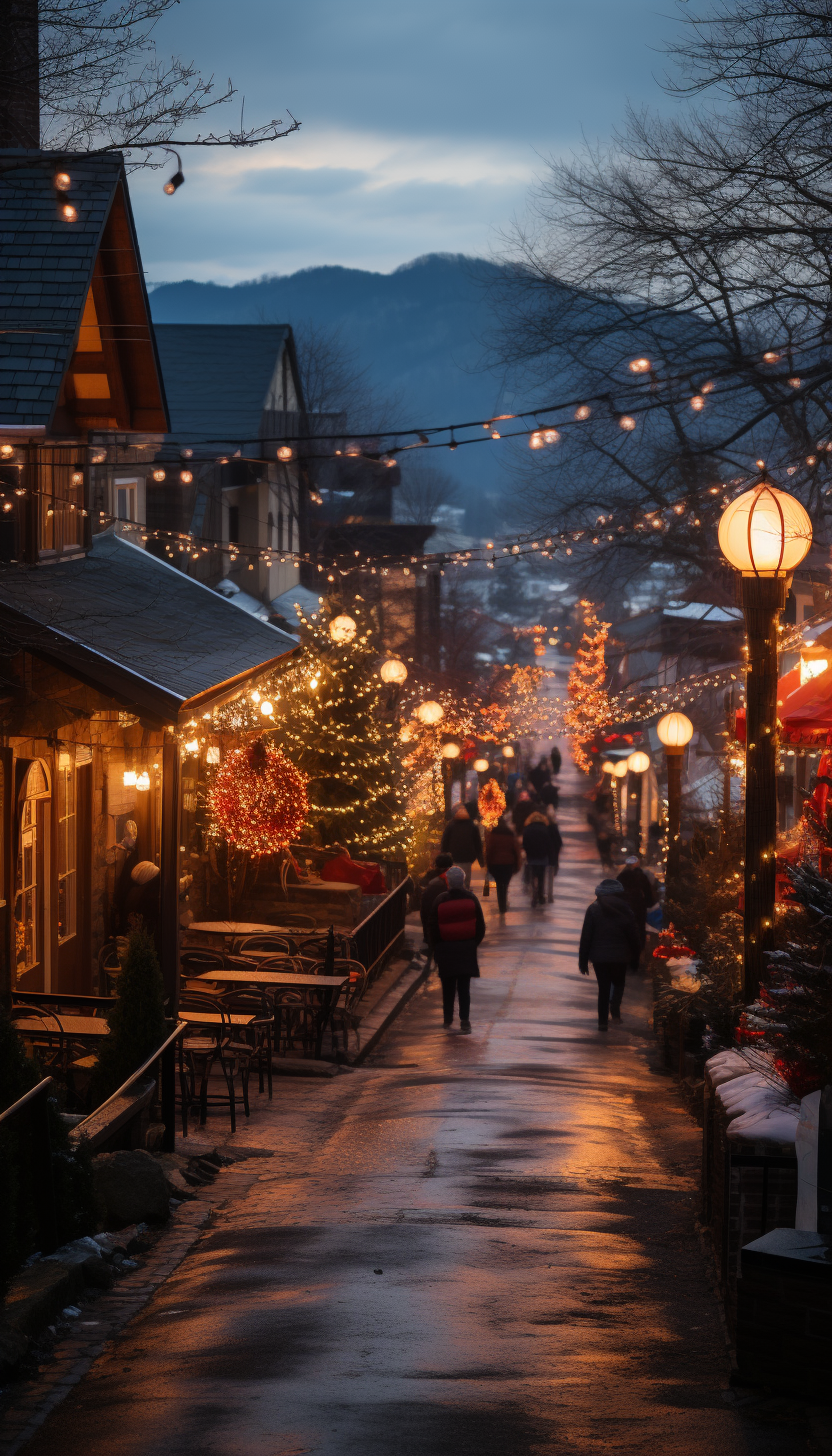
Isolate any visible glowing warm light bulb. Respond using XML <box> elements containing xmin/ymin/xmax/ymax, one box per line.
<box><xmin>690</xmin><ymin>395</ymin><xmax>705</xmax><ymax>411</ymax></box>
<box><xmin>601</xmin><ymin>760</ymin><xmax>616</xmax><ymax>775</ymax></box>
<box><xmin>473</xmin><ymin>758</ymin><xmax>490</xmax><ymax>772</ymax></box>
<box><xmin>529</xmin><ymin>432</ymin><xmax>544</xmax><ymax>449</ymax></box>
<box><xmin>136</xmin><ymin>771</ymin><xmax>151</xmax><ymax>791</ymax></box>
<box><xmin>620</xmin><ymin>415</ymin><xmax>637</xmax><ymax>431</ymax></box>
<box><xmin>260</xmin><ymin>700</ymin><xmax>274</xmax><ymax>717</ymax></box>
<box><xmin>61</xmin><ymin>204</ymin><xmax>78</xmax><ymax>222</ymax></box>
<box><xmin>179</xmin><ymin>470</ymin><xmax>193</xmax><ymax>484</ymax></box>
<box><xmin>656</xmin><ymin>712</ymin><xmax>694</xmax><ymax>750</ymax></box>
<box><xmin>184</xmin><ymin>739</ymin><xmax>199</xmax><ymax>754</ymax></box>
<box><xmin>440</xmin><ymin>742</ymin><xmax>461</xmax><ymax>759</ymax></box>
<box><xmin>629</xmin><ymin>357</ymin><xmax>651</xmax><ymax>373</ymax></box>
<box><xmin>0</xmin><ymin>444</ymin><xmax>14</xmax><ymax>458</ymax></box>
<box><xmin>575</xmin><ymin>405</ymin><xmax>591</xmax><ymax>420</ymax></box>
<box><xmin>543</xmin><ymin>428</ymin><xmax>560</xmax><ymax>444</ymax></box>
<box><xmin>416</xmin><ymin>700</ymin><xmax>444</xmax><ymax>725</ymax></box>
<box><xmin>123</xmin><ymin>770</ymin><xmax>137</xmax><ymax>787</ymax></box>
<box><xmin>54</xmin><ymin>171</ymin><xmax>71</xmax><ymax>191</ymax></box>
<box><xmin>250</xmin><ymin>689</ymin><xmax>261</xmax><ymax>703</ymax></box>
<box><xmin>613</xmin><ymin>761</ymin><xmax>629</xmax><ymax>778</ymax></box>
<box><xmin>380</xmin><ymin>658</ymin><xmax>408</xmax><ymax>685</ymax></box>
<box><xmin>152</xmin><ymin>468</ymin><xmax>166</xmax><ymax>482</ymax></box>
<box><xmin>718</xmin><ymin>484</ymin><xmax>812</xmax><ymax>575</ymax></box>
<box><xmin>330</xmin><ymin>614</ymin><xmax>357</xmax><ymax>643</ymax></box>
<box><xmin>309</xmin><ymin>676</ymin><xmax>319</xmax><ymax>689</ymax></box>
<box><xmin>277</xmin><ymin>446</ymin><xmax>293</xmax><ymax>461</ymax></box>
<box><xmin>626</xmin><ymin>750</ymin><xmax>651</xmax><ymax>773</ymax></box>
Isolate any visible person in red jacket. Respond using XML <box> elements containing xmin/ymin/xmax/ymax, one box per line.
<box><xmin>429</xmin><ymin>865</ymin><xmax>486</xmax><ymax>1032</ymax></box>
<box><xmin>485</xmin><ymin>817</ymin><xmax>521</xmax><ymax>915</ymax></box>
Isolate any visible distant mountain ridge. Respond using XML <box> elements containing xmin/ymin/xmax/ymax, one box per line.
<box><xmin>148</xmin><ymin>254</ymin><xmax>515</xmax><ymax>528</ymax></box>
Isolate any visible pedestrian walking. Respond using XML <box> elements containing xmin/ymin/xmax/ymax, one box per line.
<box><xmin>511</xmin><ymin>790</ymin><xmax>536</xmax><ymax>834</ymax></box>
<box><xmin>617</xmin><ymin>854</ymin><xmax>653</xmax><ymax>952</ymax></box>
<box><xmin>485</xmin><ymin>815</ymin><xmax>521</xmax><ymax>915</ymax></box>
<box><xmin>440</xmin><ymin>805</ymin><xmax>483</xmax><ymax>888</ymax></box>
<box><xmin>578</xmin><ymin>878</ymin><xmax>641</xmax><ymax>1029</ymax></box>
<box><xmin>528</xmin><ymin>757</ymin><xmax>550</xmax><ymax>793</ymax></box>
<box><xmin>419</xmin><ymin>852</ymin><xmax>453</xmax><ymax>964</ymax></box>
<box><xmin>522</xmin><ymin>811</ymin><xmax>551</xmax><ymax>908</ymax></box>
<box><xmin>544</xmin><ymin>805</ymin><xmax>563</xmax><ymax>903</ymax></box>
<box><xmin>550</xmin><ymin>744</ymin><xmax>562</xmax><ymax>776</ymax></box>
<box><xmin>429</xmin><ymin>864</ymin><xmax>486</xmax><ymax>1032</ymax></box>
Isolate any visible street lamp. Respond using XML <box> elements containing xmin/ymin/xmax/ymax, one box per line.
<box><xmin>626</xmin><ymin>750</ymin><xmax>651</xmax><ymax>852</ymax></box>
<box><xmin>656</xmin><ymin>712</ymin><xmax>693</xmax><ymax>894</ymax></box>
<box><xmin>718</xmin><ymin>482</ymin><xmax>812</xmax><ymax>998</ymax></box>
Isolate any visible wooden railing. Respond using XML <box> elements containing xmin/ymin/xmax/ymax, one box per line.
<box><xmin>352</xmin><ymin>877</ymin><xmax>414</xmax><ymax>982</ymax></box>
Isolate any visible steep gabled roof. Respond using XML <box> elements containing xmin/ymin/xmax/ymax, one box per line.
<box><xmin>0</xmin><ymin>150</ymin><xmax>167</xmax><ymax>433</ymax></box>
<box><xmin>152</xmin><ymin>323</ymin><xmax>301</xmax><ymax>445</ymax></box>
<box><xmin>0</xmin><ymin>531</ymin><xmax>297</xmax><ymax>723</ymax></box>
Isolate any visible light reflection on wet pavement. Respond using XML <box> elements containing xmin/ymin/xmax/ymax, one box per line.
<box><xmin>25</xmin><ymin>760</ymin><xmax>832</xmax><ymax>1455</ymax></box>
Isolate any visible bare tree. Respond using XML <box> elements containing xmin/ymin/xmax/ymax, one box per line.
<box><xmin>489</xmin><ymin>0</ymin><xmax>832</xmax><ymax>599</ymax></box>
<box><xmin>289</xmin><ymin>319</ymin><xmax>403</xmax><ymax>438</ymax></box>
<box><xmin>394</xmin><ymin>458</ymin><xmax>458</xmax><ymax>526</ymax></box>
<box><xmin>0</xmin><ymin>1</ymin><xmax>299</xmax><ymax>160</ymax></box>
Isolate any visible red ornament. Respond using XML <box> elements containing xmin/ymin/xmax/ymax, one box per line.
<box><xmin>209</xmin><ymin>738</ymin><xmax>308</xmax><ymax>854</ymax></box>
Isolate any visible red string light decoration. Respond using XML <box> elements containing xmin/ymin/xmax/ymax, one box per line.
<box><xmin>479</xmin><ymin>779</ymin><xmax>507</xmax><ymax>828</ymax></box>
<box><xmin>209</xmin><ymin>738</ymin><xmax>308</xmax><ymax>854</ymax></box>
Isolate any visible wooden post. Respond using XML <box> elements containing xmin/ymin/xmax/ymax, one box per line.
<box><xmin>626</xmin><ymin>770</ymin><xmax>644</xmax><ymax>851</ymax></box>
<box><xmin>741</xmin><ymin>575</ymin><xmax>786</xmax><ymax>1002</ymax></box>
<box><xmin>159</xmin><ymin>738</ymin><xmax>180</xmax><ymax>1151</ymax></box>
<box><xmin>665</xmin><ymin>750</ymin><xmax>683</xmax><ymax>899</ymax></box>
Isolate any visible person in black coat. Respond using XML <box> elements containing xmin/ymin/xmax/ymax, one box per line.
<box><xmin>429</xmin><ymin>866</ymin><xmax>486</xmax><ymax>1031</ymax></box>
<box><xmin>617</xmin><ymin>855</ymin><xmax>654</xmax><ymax>949</ymax></box>
<box><xmin>544</xmin><ymin>810</ymin><xmax>563</xmax><ymax>903</ymax></box>
<box><xmin>522</xmin><ymin>812</ymin><xmax>552</xmax><ymax>907</ymax></box>
<box><xmin>578</xmin><ymin>878</ymin><xmax>641</xmax><ymax>1029</ymax></box>
<box><xmin>420</xmin><ymin>853</ymin><xmax>453</xmax><ymax>960</ymax></box>
<box><xmin>439</xmin><ymin>807</ymin><xmax>483</xmax><ymax>888</ymax></box>
<box><xmin>550</xmin><ymin>744</ymin><xmax>562</xmax><ymax>776</ymax></box>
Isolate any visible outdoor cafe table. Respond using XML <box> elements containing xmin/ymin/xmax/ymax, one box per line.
<box><xmin>186</xmin><ymin>921</ymin><xmax>307</xmax><ymax>941</ymax></box>
<box><xmin>13</xmin><ymin>1015</ymin><xmax>110</xmax><ymax>1040</ymax></box>
<box><xmin>194</xmin><ymin>970</ymin><xmax>348</xmax><ymax>1058</ymax></box>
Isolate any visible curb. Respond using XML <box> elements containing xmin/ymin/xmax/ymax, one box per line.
<box><xmin>0</xmin><ymin>1201</ymin><xmax>212</xmax><ymax>1456</ymax></box>
<box><xmin>348</xmin><ymin>951</ymin><xmax>431</xmax><ymax>1064</ymax></box>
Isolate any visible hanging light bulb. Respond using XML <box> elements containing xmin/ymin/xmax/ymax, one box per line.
<box><xmin>502</xmin><ymin>745</ymin><xmax>515</xmax><ymax>759</ymax></box>
<box><xmin>163</xmin><ymin>153</ymin><xmax>185</xmax><ymax>194</ymax></box>
<box><xmin>0</xmin><ymin>444</ymin><xmax>14</xmax><ymax>459</ymax></box>
<box><xmin>473</xmin><ymin>757</ymin><xmax>490</xmax><ymax>773</ymax></box>
<box><xmin>330</xmin><ymin>615</ymin><xmax>357</xmax><ymax>643</ymax></box>
<box><xmin>277</xmin><ymin>446</ymin><xmax>293</xmax><ymax>462</ymax></box>
<box><xmin>629</xmin><ymin>358</ymin><xmax>651</xmax><ymax>373</ymax></box>
<box><xmin>575</xmin><ymin>405</ymin><xmax>591</xmax><ymax>420</ymax></box>
<box><xmin>416</xmin><ymin>700</ymin><xmax>444</xmax><ymax>725</ymax></box>
<box><xmin>53</xmin><ymin>171</ymin><xmax>71</xmax><ymax>191</ymax></box>
<box><xmin>440</xmin><ymin>742</ymin><xmax>461</xmax><ymax>759</ymax></box>
<box><xmin>135</xmin><ymin>771</ymin><xmax>151</xmax><ymax>792</ymax></box>
<box><xmin>184</xmin><ymin>739</ymin><xmax>199</xmax><ymax>754</ymax></box>
<box><xmin>543</xmin><ymin>428</ymin><xmax>560</xmax><ymax>444</ymax></box>
<box><xmin>626</xmin><ymin>750</ymin><xmax>651</xmax><ymax>773</ymax></box>
<box><xmin>690</xmin><ymin>395</ymin><xmax>705</xmax><ymax>411</ymax></box>
<box><xmin>260</xmin><ymin>700</ymin><xmax>274</xmax><ymax>717</ymax></box>
<box><xmin>612</xmin><ymin>761</ymin><xmax>628</xmax><ymax>778</ymax></box>
<box><xmin>529</xmin><ymin>431</ymin><xmax>544</xmax><ymax>449</ymax></box>
<box><xmin>60</xmin><ymin>203</ymin><xmax>78</xmax><ymax>223</ymax></box>
<box><xmin>380</xmin><ymin>658</ymin><xmax>408</xmax><ymax>685</ymax></box>
<box><xmin>601</xmin><ymin>760</ymin><xmax>616</xmax><ymax>775</ymax></box>
<box><xmin>620</xmin><ymin>416</ymin><xmax>637</xmax><ymax>431</ymax></box>
<box><xmin>152</xmin><ymin>468</ymin><xmax>166</xmax><ymax>482</ymax></box>
<box><xmin>180</xmin><ymin>470</ymin><xmax>193</xmax><ymax>484</ymax></box>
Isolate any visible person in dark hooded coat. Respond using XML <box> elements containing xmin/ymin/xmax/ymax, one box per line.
<box><xmin>578</xmin><ymin>878</ymin><xmax>641</xmax><ymax>1029</ymax></box>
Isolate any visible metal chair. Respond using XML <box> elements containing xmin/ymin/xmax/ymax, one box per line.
<box><xmin>235</xmin><ymin>933</ymin><xmax>298</xmax><ymax>956</ymax></box>
<box><xmin>271</xmin><ymin>988</ymin><xmax>317</xmax><ymax>1059</ymax></box>
<box><xmin>328</xmin><ymin>963</ymin><xmax>369</xmax><ymax>1058</ymax></box>
<box><xmin>216</xmin><ymin>988</ymin><xmax>273</xmax><ymax>1099</ymax></box>
<box><xmin>177</xmin><ymin>991</ymin><xmax>253</xmax><ymax>1135</ymax></box>
<box><xmin>9</xmin><ymin>1004</ymin><xmax>66</xmax><ymax>1072</ymax></box>
<box><xmin>272</xmin><ymin>912</ymin><xmax>317</xmax><ymax>930</ymax></box>
<box><xmin>98</xmin><ymin>937</ymin><xmax>128</xmax><ymax>995</ymax></box>
<box><xmin>181</xmin><ymin>947</ymin><xmax>227</xmax><ymax>973</ymax></box>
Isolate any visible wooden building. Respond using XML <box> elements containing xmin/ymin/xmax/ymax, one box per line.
<box><xmin>0</xmin><ymin>151</ymin><xmax>297</xmax><ymax>1007</ymax></box>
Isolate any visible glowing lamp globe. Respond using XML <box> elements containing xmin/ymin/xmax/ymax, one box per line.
<box><xmin>473</xmin><ymin>757</ymin><xmax>490</xmax><ymax>773</ymax></box>
<box><xmin>717</xmin><ymin>484</ymin><xmax>812</xmax><ymax>576</ymax></box>
<box><xmin>626</xmin><ymin>751</ymin><xmax>651</xmax><ymax>774</ymax></box>
<box><xmin>416</xmin><ymin>700</ymin><xmax>444</xmax><ymax>725</ymax></box>
<box><xmin>601</xmin><ymin>760</ymin><xmax>616</xmax><ymax>775</ymax></box>
<box><xmin>656</xmin><ymin>712</ymin><xmax>694</xmax><ymax>753</ymax></box>
<box><xmin>330</xmin><ymin>614</ymin><xmax>357</xmax><ymax>644</ymax></box>
<box><xmin>502</xmin><ymin>745</ymin><xmax>515</xmax><ymax>759</ymax></box>
<box><xmin>380</xmin><ymin>657</ymin><xmax>408</xmax><ymax>685</ymax></box>
<box><xmin>612</xmin><ymin>761</ymin><xmax>629</xmax><ymax>778</ymax></box>
<box><xmin>440</xmin><ymin>742</ymin><xmax>461</xmax><ymax>759</ymax></box>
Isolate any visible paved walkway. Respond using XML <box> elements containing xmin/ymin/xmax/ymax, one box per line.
<box><xmin>23</xmin><ymin>759</ymin><xmax>831</xmax><ymax>1455</ymax></box>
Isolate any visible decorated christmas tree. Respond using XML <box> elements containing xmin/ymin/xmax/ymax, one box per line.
<box><xmin>564</xmin><ymin>604</ymin><xmax>611</xmax><ymax>772</ymax></box>
<box><xmin>271</xmin><ymin>598</ymin><xmax>410</xmax><ymax>860</ymax></box>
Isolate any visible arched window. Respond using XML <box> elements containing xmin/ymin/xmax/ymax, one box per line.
<box><xmin>15</xmin><ymin>760</ymin><xmax>50</xmax><ymax>985</ymax></box>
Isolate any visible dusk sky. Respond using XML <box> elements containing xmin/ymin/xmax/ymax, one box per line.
<box><xmin>133</xmin><ymin>1</ymin><xmax>685</xmax><ymax>285</ymax></box>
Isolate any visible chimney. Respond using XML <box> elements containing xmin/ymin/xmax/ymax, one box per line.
<box><xmin>0</xmin><ymin>1</ymin><xmax>40</xmax><ymax>148</ymax></box>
